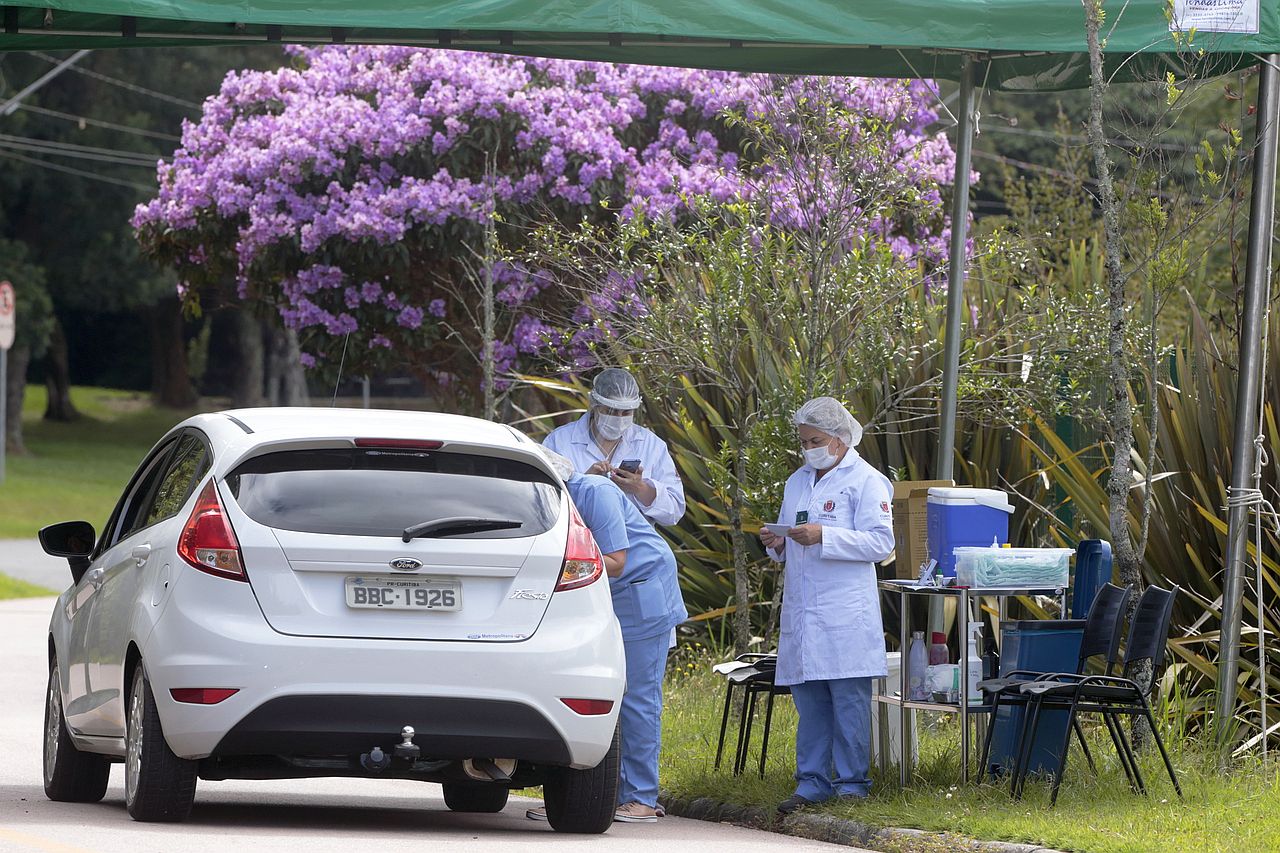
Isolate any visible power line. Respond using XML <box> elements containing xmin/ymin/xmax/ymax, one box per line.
<box><xmin>14</xmin><ymin>103</ymin><xmax>181</xmax><ymax>142</ymax></box>
<box><xmin>0</xmin><ymin>134</ymin><xmax>158</xmax><ymax>168</ymax></box>
<box><xmin>31</xmin><ymin>51</ymin><xmax>202</xmax><ymax>111</ymax></box>
<box><xmin>0</xmin><ymin>148</ymin><xmax>154</xmax><ymax>191</ymax></box>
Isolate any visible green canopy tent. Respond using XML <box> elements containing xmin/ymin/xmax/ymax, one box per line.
<box><xmin>2</xmin><ymin>0</ymin><xmax>1276</xmax><ymax>749</ymax></box>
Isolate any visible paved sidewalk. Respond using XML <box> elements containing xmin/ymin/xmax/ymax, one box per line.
<box><xmin>0</xmin><ymin>538</ymin><xmax>69</xmax><ymax>592</ymax></box>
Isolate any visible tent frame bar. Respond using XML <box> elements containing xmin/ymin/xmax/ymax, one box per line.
<box><xmin>935</xmin><ymin>55</ymin><xmax>978</xmax><ymax>481</ymax></box>
<box><xmin>1217</xmin><ymin>54</ymin><xmax>1280</xmax><ymax>756</ymax></box>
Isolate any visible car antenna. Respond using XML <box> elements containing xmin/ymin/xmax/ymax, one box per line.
<box><xmin>331</xmin><ymin>332</ymin><xmax>350</xmax><ymax>407</ymax></box>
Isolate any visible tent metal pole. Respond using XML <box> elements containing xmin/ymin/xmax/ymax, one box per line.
<box><xmin>1217</xmin><ymin>54</ymin><xmax>1280</xmax><ymax>758</ymax></box>
<box><xmin>935</xmin><ymin>56</ymin><xmax>977</xmax><ymax>481</ymax></box>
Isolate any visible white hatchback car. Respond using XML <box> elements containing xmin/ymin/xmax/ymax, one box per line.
<box><xmin>40</xmin><ymin>408</ymin><xmax>625</xmax><ymax>833</ymax></box>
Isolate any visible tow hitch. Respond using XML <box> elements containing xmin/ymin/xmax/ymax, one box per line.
<box><xmin>360</xmin><ymin>725</ymin><xmax>420</xmax><ymax>773</ymax></box>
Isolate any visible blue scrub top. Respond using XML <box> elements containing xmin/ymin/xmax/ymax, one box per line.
<box><xmin>565</xmin><ymin>473</ymin><xmax>688</xmax><ymax>640</ymax></box>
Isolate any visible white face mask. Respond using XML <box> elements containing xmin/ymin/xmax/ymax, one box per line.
<box><xmin>803</xmin><ymin>443</ymin><xmax>839</xmax><ymax>470</ymax></box>
<box><xmin>595</xmin><ymin>413</ymin><xmax>633</xmax><ymax>442</ymax></box>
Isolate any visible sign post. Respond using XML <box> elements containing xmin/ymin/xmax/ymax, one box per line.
<box><xmin>0</xmin><ymin>281</ymin><xmax>15</xmax><ymax>485</ymax></box>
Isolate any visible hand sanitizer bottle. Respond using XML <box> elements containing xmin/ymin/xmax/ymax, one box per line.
<box><xmin>966</xmin><ymin>622</ymin><xmax>984</xmax><ymax>705</ymax></box>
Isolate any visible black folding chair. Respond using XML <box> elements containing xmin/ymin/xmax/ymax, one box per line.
<box><xmin>977</xmin><ymin>582</ymin><xmax>1132</xmax><ymax>780</ymax></box>
<box><xmin>1013</xmin><ymin>584</ymin><xmax>1182</xmax><ymax>806</ymax></box>
<box><xmin>712</xmin><ymin>653</ymin><xmax>791</xmax><ymax>777</ymax></box>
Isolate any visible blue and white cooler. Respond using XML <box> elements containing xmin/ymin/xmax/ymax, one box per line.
<box><xmin>926</xmin><ymin>487</ymin><xmax>1015</xmax><ymax>577</ymax></box>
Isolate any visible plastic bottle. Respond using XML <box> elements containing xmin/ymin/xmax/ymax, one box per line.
<box><xmin>928</xmin><ymin>631</ymin><xmax>949</xmax><ymax>665</ymax></box>
<box><xmin>982</xmin><ymin>635</ymin><xmax>999</xmax><ymax>680</ymax></box>
<box><xmin>966</xmin><ymin>622</ymin><xmax>984</xmax><ymax>705</ymax></box>
<box><xmin>907</xmin><ymin>631</ymin><xmax>928</xmax><ymax>701</ymax></box>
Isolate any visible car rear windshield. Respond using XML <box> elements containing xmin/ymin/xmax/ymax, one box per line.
<box><xmin>225</xmin><ymin>447</ymin><xmax>560</xmax><ymax>538</ymax></box>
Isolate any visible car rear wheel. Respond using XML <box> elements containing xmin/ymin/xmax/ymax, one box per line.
<box><xmin>125</xmin><ymin>666</ymin><xmax>197</xmax><ymax>822</ymax></box>
<box><xmin>442</xmin><ymin>782</ymin><xmax>510</xmax><ymax>813</ymax></box>
<box><xmin>43</xmin><ymin>662</ymin><xmax>110</xmax><ymax>803</ymax></box>
<box><xmin>543</xmin><ymin>726</ymin><xmax>620</xmax><ymax>834</ymax></box>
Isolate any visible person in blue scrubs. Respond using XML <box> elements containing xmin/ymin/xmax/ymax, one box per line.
<box><xmin>759</xmin><ymin>397</ymin><xmax>894</xmax><ymax>814</ymax></box>
<box><xmin>533</xmin><ymin>449</ymin><xmax>688</xmax><ymax>823</ymax></box>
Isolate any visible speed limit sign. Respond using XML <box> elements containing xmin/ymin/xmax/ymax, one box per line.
<box><xmin>0</xmin><ymin>281</ymin><xmax>14</xmax><ymax>351</ymax></box>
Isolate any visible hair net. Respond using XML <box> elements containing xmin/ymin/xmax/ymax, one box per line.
<box><xmin>538</xmin><ymin>446</ymin><xmax>577</xmax><ymax>481</ymax></box>
<box><xmin>589</xmin><ymin>368</ymin><xmax>641</xmax><ymax>411</ymax></box>
<box><xmin>792</xmin><ymin>397</ymin><xmax>864</xmax><ymax>448</ymax></box>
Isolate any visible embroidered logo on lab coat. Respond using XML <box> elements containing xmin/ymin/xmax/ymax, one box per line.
<box><xmin>880</xmin><ymin>501</ymin><xmax>890</xmax><ymax>514</ymax></box>
<box><xmin>823</xmin><ymin>500</ymin><xmax>835</xmax><ymax>512</ymax></box>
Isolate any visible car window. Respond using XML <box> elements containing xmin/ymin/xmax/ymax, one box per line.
<box><xmin>226</xmin><ymin>447</ymin><xmax>560</xmax><ymax>539</ymax></box>
<box><xmin>114</xmin><ymin>440</ymin><xmax>179</xmax><ymax>544</ymax></box>
<box><xmin>145</xmin><ymin>434</ymin><xmax>210</xmax><ymax>528</ymax></box>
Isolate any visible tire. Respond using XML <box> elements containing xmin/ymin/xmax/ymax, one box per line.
<box><xmin>544</xmin><ymin>726</ymin><xmax>620</xmax><ymax>834</ymax></box>
<box><xmin>442</xmin><ymin>782</ymin><xmax>510</xmax><ymax>813</ymax></box>
<box><xmin>124</xmin><ymin>666</ymin><xmax>197</xmax><ymax>822</ymax></box>
<box><xmin>43</xmin><ymin>663</ymin><xmax>111</xmax><ymax>803</ymax></box>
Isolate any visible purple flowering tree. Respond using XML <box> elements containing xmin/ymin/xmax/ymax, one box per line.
<box><xmin>133</xmin><ymin>46</ymin><xmax>957</xmax><ymax>401</ymax></box>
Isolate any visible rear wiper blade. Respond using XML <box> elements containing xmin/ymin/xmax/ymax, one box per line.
<box><xmin>401</xmin><ymin>516</ymin><xmax>523</xmax><ymax>542</ymax></box>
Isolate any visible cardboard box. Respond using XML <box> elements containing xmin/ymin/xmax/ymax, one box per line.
<box><xmin>891</xmin><ymin>479</ymin><xmax>955</xmax><ymax>579</ymax></box>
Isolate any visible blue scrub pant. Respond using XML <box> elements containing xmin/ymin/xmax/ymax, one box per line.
<box><xmin>617</xmin><ymin>631</ymin><xmax>669</xmax><ymax>807</ymax></box>
<box><xmin>789</xmin><ymin>676</ymin><xmax>873</xmax><ymax>802</ymax></box>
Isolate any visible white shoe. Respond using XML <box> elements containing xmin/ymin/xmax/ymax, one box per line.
<box><xmin>614</xmin><ymin>802</ymin><xmax>659</xmax><ymax>823</ymax></box>
<box><xmin>525</xmin><ymin>806</ymin><xmax>548</xmax><ymax>821</ymax></box>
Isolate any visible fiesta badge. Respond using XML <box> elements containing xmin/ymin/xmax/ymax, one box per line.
<box><xmin>389</xmin><ymin>557</ymin><xmax>424</xmax><ymax>571</ymax></box>
<box><xmin>823</xmin><ymin>500</ymin><xmax>835</xmax><ymax>512</ymax></box>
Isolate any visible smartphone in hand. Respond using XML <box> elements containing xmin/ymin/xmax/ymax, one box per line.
<box><xmin>618</xmin><ymin>459</ymin><xmax>641</xmax><ymax>473</ymax></box>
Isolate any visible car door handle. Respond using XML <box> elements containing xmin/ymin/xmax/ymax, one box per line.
<box><xmin>85</xmin><ymin>567</ymin><xmax>105</xmax><ymax>589</ymax></box>
<box><xmin>132</xmin><ymin>544</ymin><xmax>152</xmax><ymax>567</ymax></box>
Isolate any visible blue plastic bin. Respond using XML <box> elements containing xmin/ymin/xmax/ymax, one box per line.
<box><xmin>1072</xmin><ymin>539</ymin><xmax>1113</xmax><ymax>618</ymax></box>
<box><xmin>926</xmin><ymin>488</ymin><xmax>1014</xmax><ymax>577</ymax></box>
<box><xmin>985</xmin><ymin>619</ymin><xmax>1085</xmax><ymax>777</ymax></box>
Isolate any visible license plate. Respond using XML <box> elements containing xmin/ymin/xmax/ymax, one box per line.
<box><xmin>344</xmin><ymin>576</ymin><xmax>462</xmax><ymax>611</ymax></box>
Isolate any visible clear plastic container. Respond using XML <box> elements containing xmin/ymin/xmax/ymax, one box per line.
<box><xmin>952</xmin><ymin>546</ymin><xmax>1073</xmax><ymax>588</ymax></box>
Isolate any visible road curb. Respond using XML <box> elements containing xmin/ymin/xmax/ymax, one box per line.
<box><xmin>658</xmin><ymin>794</ymin><xmax>1070</xmax><ymax>853</ymax></box>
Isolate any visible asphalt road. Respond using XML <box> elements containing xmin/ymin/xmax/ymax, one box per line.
<box><xmin>0</xmin><ymin>596</ymin><xmax>861</xmax><ymax>853</ymax></box>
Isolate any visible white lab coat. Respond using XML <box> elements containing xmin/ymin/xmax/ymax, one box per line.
<box><xmin>769</xmin><ymin>449</ymin><xmax>894</xmax><ymax>686</ymax></box>
<box><xmin>543</xmin><ymin>412</ymin><xmax>687</xmax><ymax>526</ymax></box>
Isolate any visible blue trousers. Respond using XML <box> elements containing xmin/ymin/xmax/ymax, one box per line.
<box><xmin>789</xmin><ymin>677</ymin><xmax>873</xmax><ymax>802</ymax></box>
<box><xmin>617</xmin><ymin>632</ymin><xmax>669</xmax><ymax>807</ymax></box>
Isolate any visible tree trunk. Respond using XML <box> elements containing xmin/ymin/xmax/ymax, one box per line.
<box><xmin>230</xmin><ymin>306</ymin><xmax>266</xmax><ymax>408</ymax></box>
<box><xmin>266</xmin><ymin>323</ymin><xmax>310</xmax><ymax>406</ymax></box>
<box><xmin>731</xmin><ymin>454</ymin><xmax>751</xmax><ymax>655</ymax></box>
<box><xmin>4</xmin><ymin>343</ymin><xmax>31</xmax><ymax>456</ymax></box>
<box><xmin>42</xmin><ymin>316</ymin><xmax>79</xmax><ymax>422</ymax></box>
<box><xmin>149</xmin><ymin>295</ymin><xmax>198</xmax><ymax>409</ymax></box>
<box><xmin>1084</xmin><ymin>0</ymin><xmax>1150</xmax><ymax>748</ymax></box>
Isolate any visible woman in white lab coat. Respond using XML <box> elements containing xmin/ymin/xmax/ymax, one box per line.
<box><xmin>543</xmin><ymin>367</ymin><xmax>686</xmax><ymax>527</ymax></box>
<box><xmin>759</xmin><ymin>397</ymin><xmax>895</xmax><ymax>814</ymax></box>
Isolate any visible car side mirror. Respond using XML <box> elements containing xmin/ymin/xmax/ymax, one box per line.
<box><xmin>39</xmin><ymin>521</ymin><xmax>96</xmax><ymax>584</ymax></box>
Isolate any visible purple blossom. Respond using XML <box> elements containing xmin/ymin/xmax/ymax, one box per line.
<box><xmin>133</xmin><ymin>46</ymin><xmax>959</xmax><ymax>382</ymax></box>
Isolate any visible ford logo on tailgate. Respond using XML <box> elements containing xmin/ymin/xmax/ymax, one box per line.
<box><xmin>389</xmin><ymin>558</ymin><xmax>423</xmax><ymax>571</ymax></box>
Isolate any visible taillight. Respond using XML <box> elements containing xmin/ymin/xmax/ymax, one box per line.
<box><xmin>170</xmin><ymin>688</ymin><xmax>239</xmax><ymax>705</ymax></box>
<box><xmin>177</xmin><ymin>480</ymin><xmax>246</xmax><ymax>582</ymax></box>
<box><xmin>555</xmin><ymin>503</ymin><xmax>602</xmax><ymax>591</ymax></box>
<box><xmin>560</xmin><ymin>698</ymin><xmax>614</xmax><ymax>715</ymax></box>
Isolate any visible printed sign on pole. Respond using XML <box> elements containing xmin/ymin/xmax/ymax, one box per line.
<box><xmin>0</xmin><ymin>281</ymin><xmax>14</xmax><ymax>350</ymax></box>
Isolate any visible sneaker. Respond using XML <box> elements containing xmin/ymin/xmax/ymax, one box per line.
<box><xmin>777</xmin><ymin>794</ymin><xmax>815</xmax><ymax>815</ymax></box>
<box><xmin>614</xmin><ymin>802</ymin><xmax>659</xmax><ymax>823</ymax></box>
<box><xmin>525</xmin><ymin>806</ymin><xmax>548</xmax><ymax>821</ymax></box>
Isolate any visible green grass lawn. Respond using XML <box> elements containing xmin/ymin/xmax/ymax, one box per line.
<box><xmin>0</xmin><ymin>386</ymin><xmax>198</xmax><ymax>538</ymax></box>
<box><xmin>662</xmin><ymin>657</ymin><xmax>1280</xmax><ymax>853</ymax></box>
<box><xmin>0</xmin><ymin>572</ymin><xmax>55</xmax><ymax>599</ymax></box>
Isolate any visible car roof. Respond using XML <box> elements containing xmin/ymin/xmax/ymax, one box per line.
<box><xmin>212</xmin><ymin>407</ymin><xmax>526</xmax><ymax>446</ymax></box>
<box><xmin>173</xmin><ymin>408</ymin><xmax>548</xmax><ymax>477</ymax></box>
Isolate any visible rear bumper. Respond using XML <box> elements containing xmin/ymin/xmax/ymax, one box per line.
<box><xmin>141</xmin><ymin>567</ymin><xmax>624</xmax><ymax>769</ymax></box>
<box><xmin>211</xmin><ymin>694</ymin><xmax>571</xmax><ymax>764</ymax></box>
